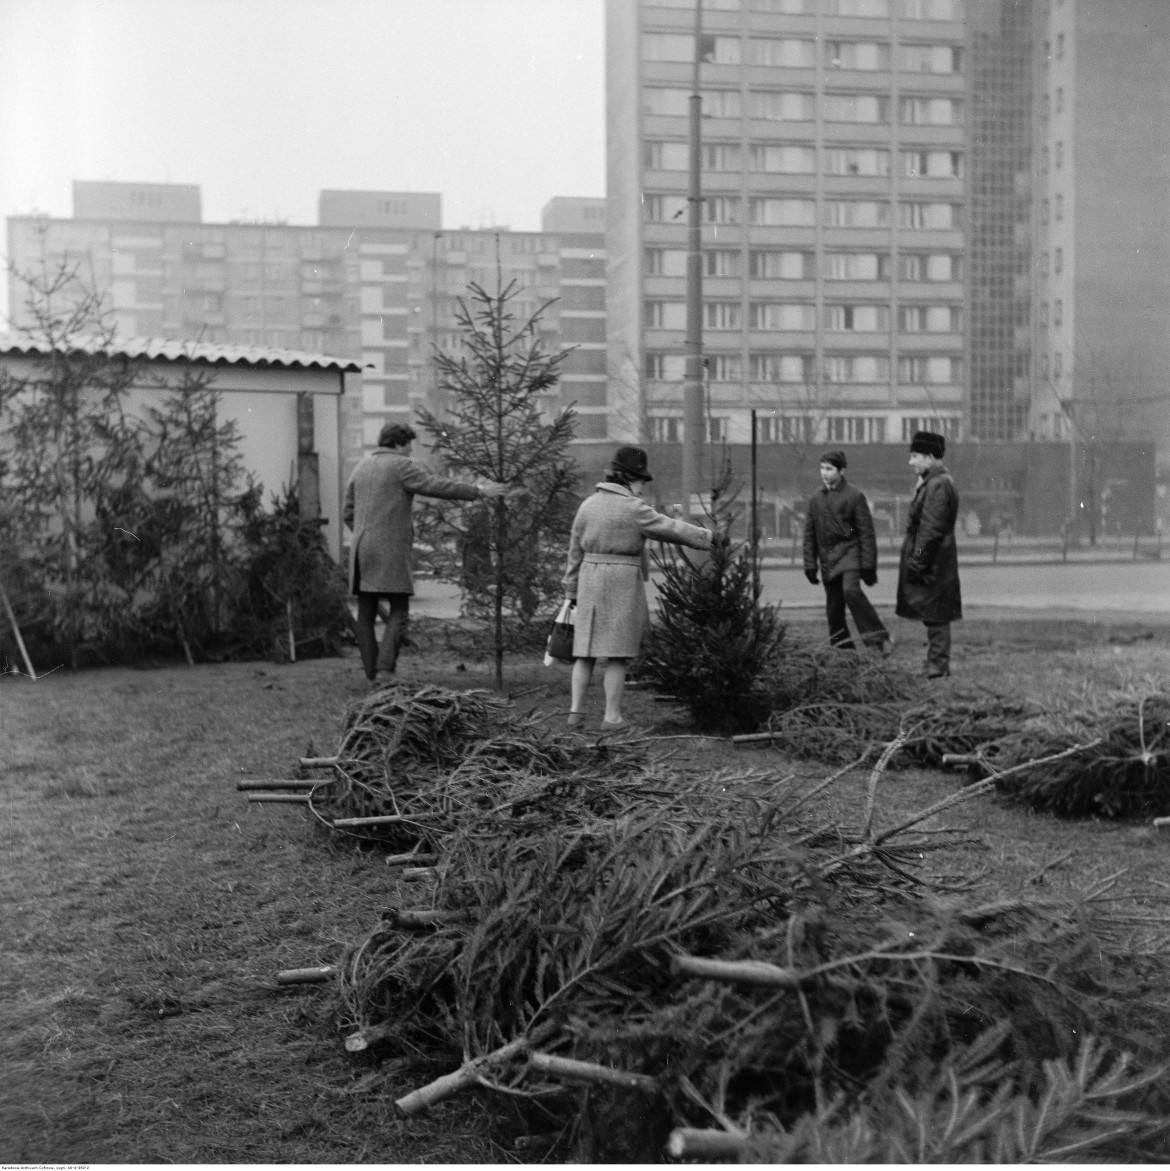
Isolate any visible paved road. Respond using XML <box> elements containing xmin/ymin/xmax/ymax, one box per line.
<box><xmin>411</xmin><ymin>559</ymin><xmax>1170</xmax><ymax>620</ymax></box>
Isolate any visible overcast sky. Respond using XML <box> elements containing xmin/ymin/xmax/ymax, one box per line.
<box><xmin>0</xmin><ymin>0</ymin><xmax>605</xmax><ymax>320</ymax></box>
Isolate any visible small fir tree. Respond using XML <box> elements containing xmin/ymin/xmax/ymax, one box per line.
<box><xmin>415</xmin><ymin>276</ymin><xmax>579</xmax><ymax>688</ymax></box>
<box><xmin>639</xmin><ymin>461</ymin><xmax>786</xmax><ymax>734</ymax></box>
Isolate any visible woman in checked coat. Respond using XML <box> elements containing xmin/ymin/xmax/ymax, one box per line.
<box><xmin>562</xmin><ymin>446</ymin><xmax>720</xmax><ymax>729</ymax></box>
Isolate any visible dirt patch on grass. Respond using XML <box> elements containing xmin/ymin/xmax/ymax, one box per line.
<box><xmin>4</xmin><ymin>613</ymin><xmax>1169</xmax><ymax>1161</ymax></box>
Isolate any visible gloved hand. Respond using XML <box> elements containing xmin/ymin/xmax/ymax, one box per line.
<box><xmin>805</xmin><ymin>570</ymin><xmax>819</xmax><ymax>586</ymax></box>
<box><xmin>862</xmin><ymin>569</ymin><xmax>878</xmax><ymax>587</ymax></box>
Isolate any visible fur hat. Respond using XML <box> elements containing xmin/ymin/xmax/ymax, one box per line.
<box><xmin>820</xmin><ymin>450</ymin><xmax>847</xmax><ymax>470</ymax></box>
<box><xmin>909</xmin><ymin>430</ymin><xmax>946</xmax><ymax>459</ymax></box>
<box><xmin>610</xmin><ymin>445</ymin><xmax>653</xmax><ymax>482</ymax></box>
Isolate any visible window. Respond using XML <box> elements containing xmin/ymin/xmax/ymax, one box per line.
<box><xmin>824</xmin><ymin>355</ymin><xmax>890</xmax><ymax>383</ymax></box>
<box><xmin>1055</xmin><ymin>86</ymin><xmax>1064</xmax><ymax>113</ymax></box>
<box><xmin>749</xmin><ymin>38</ymin><xmax>817</xmax><ymax>67</ymax></box>
<box><xmin>705</xmin><ymin>249</ymin><xmax>742</xmax><ymax>277</ymax></box>
<box><xmin>901</xmin><ymin>415</ymin><xmax>960</xmax><ymax>441</ymax></box>
<box><xmin>643</xmin><ymin>34</ymin><xmax>741</xmax><ymax>63</ymax></box>
<box><xmin>706</xmin><ymin>354</ymin><xmax>743</xmax><ymax>382</ymax></box>
<box><xmin>899</xmin><ymin>97</ymin><xmax>962</xmax><ymax>125</ymax></box>
<box><xmin>898</xmin><ymin>304</ymin><xmax>961</xmax><ymax>332</ymax></box>
<box><xmin>824</xmin><ymin>93</ymin><xmax>890</xmax><ymax>123</ymax></box>
<box><xmin>750</xmin><ymin>91</ymin><xmax>815</xmax><ymax>120</ymax></box>
<box><xmin>750</xmin><ymin>301</ymin><xmax>816</xmax><ymax>330</ymax></box>
<box><xmin>824</xmin><ymin>251</ymin><xmax>891</xmax><ymax>280</ymax></box>
<box><xmin>750</xmin><ymin>0</ymin><xmax>815</xmax><ymax>12</ymax></box>
<box><xmin>706</xmin><ymin>416</ymin><xmax>730</xmax><ymax>443</ymax></box>
<box><xmin>824</xmin><ymin>41</ymin><xmax>891</xmax><ymax>70</ymax></box>
<box><xmin>703</xmin><ymin>143</ymin><xmax>742</xmax><ymax>171</ymax></box>
<box><xmin>825</xmin><ymin>148</ymin><xmax>890</xmax><ymax>176</ymax></box>
<box><xmin>900</xmin><ymin>0</ymin><xmax>964</xmax><ymax>17</ymax></box>
<box><xmin>899</xmin><ymin>201</ymin><xmax>960</xmax><ymax>229</ymax></box>
<box><xmin>643</xmin><ymin>141</ymin><xmax>688</xmax><ymax>170</ymax></box>
<box><xmin>644</xmin><ymin>194</ymin><xmax>687</xmax><ymax>222</ymax></box>
<box><xmin>827</xmin><ymin>416</ymin><xmax>888</xmax><ymax>443</ymax></box>
<box><xmin>1040</xmin><ymin>198</ymin><xmax>1050</xmax><ymax>224</ymax></box>
<box><xmin>702</xmin><ymin>89</ymin><xmax>743</xmax><ymax>118</ymax></box>
<box><xmin>650</xmin><ymin>416</ymin><xmax>683</xmax><ymax>443</ymax></box>
<box><xmin>705</xmin><ymin>196</ymin><xmax>741</xmax><ymax>224</ymax></box>
<box><xmin>644</xmin><ymin>300</ymin><xmax>687</xmax><ymax>329</ymax></box>
<box><xmin>1054</xmin><ymin>299</ymin><xmax>1063</xmax><ymax>326</ymax></box>
<box><xmin>1054</xmin><ymin>247</ymin><xmax>1063</xmax><ymax>275</ymax></box>
<box><xmin>901</xmin><ymin>150</ymin><xmax>962</xmax><ymax>178</ymax></box>
<box><xmin>645</xmin><ymin>247</ymin><xmax>687</xmax><ymax>276</ymax></box>
<box><xmin>750</xmin><ymin>352</ymin><xmax>815</xmax><ymax>383</ymax></box>
<box><xmin>1039</xmin><ymin>301</ymin><xmax>1049</xmax><ymax>327</ymax></box>
<box><xmin>645</xmin><ymin>353</ymin><xmax>685</xmax><ymax>380</ymax></box>
<box><xmin>897</xmin><ymin>356</ymin><xmax>962</xmax><ymax>383</ymax></box>
<box><xmin>750</xmin><ymin>197</ymin><xmax>816</xmax><ymax>226</ymax></box>
<box><xmin>1055</xmin><ymin>141</ymin><xmax>1063</xmax><ymax>168</ymax></box>
<box><xmin>1053</xmin><ymin>351</ymin><xmax>1063</xmax><ymax>376</ymax></box>
<box><xmin>825</xmin><ymin>304</ymin><xmax>890</xmax><ymax>331</ymax></box>
<box><xmin>823</xmin><ymin>0</ymin><xmax>890</xmax><ymax>15</ymax></box>
<box><xmin>1040</xmin><ymin>251</ymin><xmax>1049</xmax><ymax>276</ymax></box>
<box><xmin>825</xmin><ymin>200</ymin><xmax>890</xmax><ymax>228</ymax></box>
<box><xmin>750</xmin><ymin>249</ymin><xmax>814</xmax><ymax>278</ymax></box>
<box><xmin>750</xmin><ymin>144</ymin><xmax>816</xmax><ymax>173</ymax></box>
<box><xmin>1055</xmin><ymin>193</ymin><xmax>1063</xmax><ymax>221</ymax></box>
<box><xmin>1041</xmin><ymin>146</ymin><xmax>1050</xmax><ymax>174</ymax></box>
<box><xmin>704</xmin><ymin>301</ymin><xmax>742</xmax><ymax>329</ymax></box>
<box><xmin>1056</xmin><ymin>32</ymin><xmax>1065</xmax><ymax>59</ymax></box>
<box><xmin>651</xmin><ymin>0</ymin><xmax>739</xmax><ymax>8</ymax></box>
<box><xmin>898</xmin><ymin>44</ymin><xmax>962</xmax><ymax>73</ymax></box>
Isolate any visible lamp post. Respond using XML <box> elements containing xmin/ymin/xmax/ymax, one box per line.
<box><xmin>681</xmin><ymin>0</ymin><xmax>706</xmax><ymax>518</ymax></box>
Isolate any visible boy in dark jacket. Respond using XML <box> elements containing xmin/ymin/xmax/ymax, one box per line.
<box><xmin>895</xmin><ymin>430</ymin><xmax>962</xmax><ymax>678</ymax></box>
<box><xmin>802</xmin><ymin>451</ymin><xmax>890</xmax><ymax>652</ymax></box>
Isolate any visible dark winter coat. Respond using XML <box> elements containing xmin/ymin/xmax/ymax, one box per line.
<box><xmin>895</xmin><ymin>463</ymin><xmax>962</xmax><ymax>624</ymax></box>
<box><xmin>802</xmin><ymin>478</ymin><xmax>878</xmax><ymax>581</ymax></box>
<box><xmin>343</xmin><ymin>448</ymin><xmax>480</xmax><ymax>595</ymax></box>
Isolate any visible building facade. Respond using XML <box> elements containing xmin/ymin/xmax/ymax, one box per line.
<box><xmin>606</xmin><ymin>0</ymin><xmax>1170</xmax><ymax>479</ymax></box>
<box><xmin>6</xmin><ymin>183</ymin><xmax>607</xmax><ymax>488</ymax></box>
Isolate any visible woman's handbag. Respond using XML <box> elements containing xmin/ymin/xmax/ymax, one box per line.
<box><xmin>544</xmin><ymin>599</ymin><xmax>576</xmax><ymax>666</ymax></box>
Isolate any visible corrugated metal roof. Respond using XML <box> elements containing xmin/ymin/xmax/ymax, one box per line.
<box><xmin>0</xmin><ymin>334</ymin><xmax>363</xmax><ymax>372</ymax></box>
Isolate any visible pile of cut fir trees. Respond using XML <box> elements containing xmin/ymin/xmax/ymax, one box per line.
<box><xmin>250</xmin><ymin>672</ymin><xmax>1170</xmax><ymax>1163</ymax></box>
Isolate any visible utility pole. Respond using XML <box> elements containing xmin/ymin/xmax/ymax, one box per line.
<box><xmin>681</xmin><ymin>0</ymin><xmax>705</xmax><ymax>518</ymax></box>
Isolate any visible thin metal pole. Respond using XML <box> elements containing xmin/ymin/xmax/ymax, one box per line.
<box><xmin>681</xmin><ymin>0</ymin><xmax>705</xmax><ymax>519</ymax></box>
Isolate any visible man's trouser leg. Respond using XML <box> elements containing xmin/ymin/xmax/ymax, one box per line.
<box><xmin>840</xmin><ymin>569</ymin><xmax>889</xmax><ymax>649</ymax></box>
<box><xmin>376</xmin><ymin>593</ymin><xmax>411</xmax><ymax>674</ymax></box>
<box><xmin>355</xmin><ymin>593</ymin><xmax>380</xmax><ymax>680</ymax></box>
<box><xmin>824</xmin><ymin>576</ymin><xmax>854</xmax><ymax>649</ymax></box>
<box><xmin>924</xmin><ymin>621</ymin><xmax>951</xmax><ymax>677</ymax></box>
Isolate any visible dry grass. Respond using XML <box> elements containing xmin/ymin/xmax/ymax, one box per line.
<box><xmin>3</xmin><ymin>610</ymin><xmax>1170</xmax><ymax>1162</ymax></box>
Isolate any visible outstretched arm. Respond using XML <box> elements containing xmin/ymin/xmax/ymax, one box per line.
<box><xmin>632</xmin><ymin>500</ymin><xmax>714</xmax><ymax>551</ymax></box>
<box><xmin>398</xmin><ymin>459</ymin><xmax>483</xmax><ymax>502</ymax></box>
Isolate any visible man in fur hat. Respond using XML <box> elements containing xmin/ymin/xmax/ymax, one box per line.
<box><xmin>895</xmin><ymin>430</ymin><xmax>962</xmax><ymax>678</ymax></box>
<box><xmin>802</xmin><ymin>450</ymin><xmax>890</xmax><ymax>653</ymax></box>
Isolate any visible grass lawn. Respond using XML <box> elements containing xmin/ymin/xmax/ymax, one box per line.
<box><xmin>3</xmin><ymin>609</ymin><xmax>1169</xmax><ymax>1163</ymax></box>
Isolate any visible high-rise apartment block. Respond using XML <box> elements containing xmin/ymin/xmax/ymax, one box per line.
<box><xmin>6</xmin><ymin>183</ymin><xmax>607</xmax><ymax>486</ymax></box>
<box><xmin>606</xmin><ymin>0</ymin><xmax>1170</xmax><ymax>469</ymax></box>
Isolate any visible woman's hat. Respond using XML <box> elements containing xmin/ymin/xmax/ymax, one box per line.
<box><xmin>909</xmin><ymin>430</ymin><xmax>946</xmax><ymax>459</ymax></box>
<box><xmin>611</xmin><ymin>445</ymin><xmax>653</xmax><ymax>482</ymax></box>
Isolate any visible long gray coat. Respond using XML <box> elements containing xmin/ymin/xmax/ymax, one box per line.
<box><xmin>563</xmin><ymin>483</ymin><xmax>713</xmax><ymax>658</ymax></box>
<box><xmin>343</xmin><ymin>448</ymin><xmax>480</xmax><ymax>595</ymax></box>
<box><xmin>895</xmin><ymin>463</ymin><xmax>962</xmax><ymax>624</ymax></box>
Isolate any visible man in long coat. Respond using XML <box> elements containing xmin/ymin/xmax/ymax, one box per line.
<box><xmin>895</xmin><ymin>430</ymin><xmax>962</xmax><ymax>678</ymax></box>
<box><xmin>802</xmin><ymin>449</ymin><xmax>889</xmax><ymax>652</ymax></box>
<box><xmin>343</xmin><ymin>423</ymin><xmax>505</xmax><ymax>680</ymax></box>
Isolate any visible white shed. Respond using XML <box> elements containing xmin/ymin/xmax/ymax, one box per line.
<box><xmin>0</xmin><ymin>336</ymin><xmax>361</xmax><ymax>562</ymax></box>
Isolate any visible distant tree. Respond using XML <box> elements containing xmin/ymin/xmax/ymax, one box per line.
<box><xmin>415</xmin><ymin>276</ymin><xmax>579</xmax><ymax>688</ymax></box>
